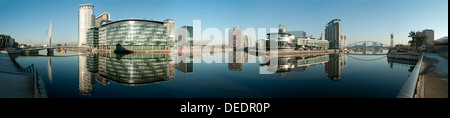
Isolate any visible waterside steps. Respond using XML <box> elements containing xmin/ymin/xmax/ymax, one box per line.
<box><xmin>0</xmin><ymin>50</ymin><xmax>47</xmax><ymax>98</ymax></box>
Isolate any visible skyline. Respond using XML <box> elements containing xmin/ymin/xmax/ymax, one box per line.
<box><xmin>0</xmin><ymin>0</ymin><xmax>447</xmax><ymax>46</ymax></box>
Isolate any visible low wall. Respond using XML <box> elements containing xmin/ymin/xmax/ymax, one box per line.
<box><xmin>396</xmin><ymin>54</ymin><xmax>424</xmax><ymax>98</ymax></box>
<box><xmin>387</xmin><ymin>52</ymin><xmax>422</xmax><ymax>60</ymax></box>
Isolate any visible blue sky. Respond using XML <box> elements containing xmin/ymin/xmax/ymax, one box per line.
<box><xmin>0</xmin><ymin>0</ymin><xmax>447</xmax><ymax>45</ymax></box>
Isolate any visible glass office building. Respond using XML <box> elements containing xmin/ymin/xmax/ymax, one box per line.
<box><xmin>296</xmin><ymin>38</ymin><xmax>329</xmax><ymax>50</ymax></box>
<box><xmin>98</xmin><ymin>19</ymin><xmax>169</xmax><ymax>51</ymax></box>
<box><xmin>86</xmin><ymin>27</ymin><xmax>99</xmax><ymax>48</ymax></box>
<box><xmin>325</xmin><ymin>19</ymin><xmax>342</xmax><ymax>49</ymax></box>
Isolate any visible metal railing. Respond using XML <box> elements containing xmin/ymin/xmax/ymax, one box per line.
<box><xmin>23</xmin><ymin>63</ymin><xmax>41</xmax><ymax>97</ymax></box>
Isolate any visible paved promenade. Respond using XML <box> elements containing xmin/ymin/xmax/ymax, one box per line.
<box><xmin>0</xmin><ymin>51</ymin><xmax>34</xmax><ymax>98</ymax></box>
<box><xmin>420</xmin><ymin>53</ymin><xmax>448</xmax><ymax>98</ymax></box>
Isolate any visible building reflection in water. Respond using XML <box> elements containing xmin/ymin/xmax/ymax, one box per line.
<box><xmin>78</xmin><ymin>55</ymin><xmax>93</xmax><ymax>95</ymax></box>
<box><xmin>387</xmin><ymin>57</ymin><xmax>417</xmax><ymax>72</ymax></box>
<box><xmin>325</xmin><ymin>53</ymin><xmax>346</xmax><ymax>81</ymax></box>
<box><xmin>228</xmin><ymin>50</ymin><xmax>244</xmax><ymax>71</ymax></box>
<box><xmin>175</xmin><ymin>53</ymin><xmax>194</xmax><ymax>73</ymax></box>
<box><xmin>47</xmin><ymin>57</ymin><xmax>52</xmax><ymax>84</ymax></box>
<box><xmin>351</xmin><ymin>48</ymin><xmax>385</xmax><ymax>55</ymax></box>
<box><xmin>259</xmin><ymin>54</ymin><xmax>330</xmax><ymax>77</ymax></box>
<box><xmin>78</xmin><ymin>53</ymin><xmax>175</xmax><ymax>95</ymax></box>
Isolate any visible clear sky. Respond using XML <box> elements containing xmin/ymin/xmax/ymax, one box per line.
<box><xmin>0</xmin><ymin>0</ymin><xmax>447</xmax><ymax>46</ymax></box>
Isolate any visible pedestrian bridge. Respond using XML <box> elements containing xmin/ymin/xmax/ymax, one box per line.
<box><xmin>346</xmin><ymin>41</ymin><xmax>390</xmax><ymax>49</ymax></box>
<box><xmin>18</xmin><ymin>47</ymin><xmax>56</xmax><ymax>55</ymax></box>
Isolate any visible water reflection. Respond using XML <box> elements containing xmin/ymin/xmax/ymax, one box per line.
<box><xmin>78</xmin><ymin>53</ymin><xmax>175</xmax><ymax>95</ymax></box>
<box><xmin>78</xmin><ymin>55</ymin><xmax>93</xmax><ymax>95</ymax></box>
<box><xmin>47</xmin><ymin>57</ymin><xmax>52</xmax><ymax>83</ymax></box>
<box><xmin>259</xmin><ymin>53</ymin><xmax>346</xmax><ymax>80</ymax></box>
<box><xmin>387</xmin><ymin>57</ymin><xmax>417</xmax><ymax>72</ymax></box>
<box><xmin>175</xmin><ymin>53</ymin><xmax>194</xmax><ymax>73</ymax></box>
<box><xmin>350</xmin><ymin>49</ymin><xmax>386</xmax><ymax>55</ymax></box>
<box><xmin>325</xmin><ymin>53</ymin><xmax>346</xmax><ymax>81</ymax></box>
<box><xmin>12</xmin><ymin>49</ymin><xmax>417</xmax><ymax>97</ymax></box>
<box><xmin>228</xmin><ymin>50</ymin><xmax>244</xmax><ymax>71</ymax></box>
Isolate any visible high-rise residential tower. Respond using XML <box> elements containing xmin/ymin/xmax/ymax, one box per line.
<box><xmin>422</xmin><ymin>29</ymin><xmax>435</xmax><ymax>50</ymax></box>
<box><xmin>325</xmin><ymin>19</ymin><xmax>342</xmax><ymax>49</ymax></box>
<box><xmin>164</xmin><ymin>19</ymin><xmax>175</xmax><ymax>40</ymax></box>
<box><xmin>228</xmin><ymin>28</ymin><xmax>243</xmax><ymax>50</ymax></box>
<box><xmin>78</xmin><ymin>4</ymin><xmax>95</xmax><ymax>46</ymax></box>
<box><xmin>95</xmin><ymin>12</ymin><xmax>110</xmax><ymax>27</ymax></box>
<box><xmin>390</xmin><ymin>33</ymin><xmax>394</xmax><ymax>47</ymax></box>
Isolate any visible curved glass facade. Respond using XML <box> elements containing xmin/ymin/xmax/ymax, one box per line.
<box><xmin>99</xmin><ymin>53</ymin><xmax>174</xmax><ymax>85</ymax></box>
<box><xmin>297</xmin><ymin>38</ymin><xmax>329</xmax><ymax>50</ymax></box>
<box><xmin>103</xmin><ymin>20</ymin><xmax>168</xmax><ymax>50</ymax></box>
<box><xmin>266</xmin><ymin>33</ymin><xmax>295</xmax><ymax>50</ymax></box>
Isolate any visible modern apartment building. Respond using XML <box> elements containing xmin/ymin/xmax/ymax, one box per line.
<box><xmin>95</xmin><ymin>12</ymin><xmax>111</xmax><ymax>27</ymax></box>
<box><xmin>78</xmin><ymin>4</ymin><xmax>95</xmax><ymax>46</ymax></box>
<box><xmin>325</xmin><ymin>19</ymin><xmax>342</xmax><ymax>49</ymax></box>
<box><xmin>422</xmin><ymin>29</ymin><xmax>434</xmax><ymax>50</ymax></box>
<box><xmin>229</xmin><ymin>28</ymin><xmax>243</xmax><ymax>50</ymax></box>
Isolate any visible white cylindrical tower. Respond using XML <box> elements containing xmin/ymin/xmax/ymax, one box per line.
<box><xmin>78</xmin><ymin>4</ymin><xmax>94</xmax><ymax>46</ymax></box>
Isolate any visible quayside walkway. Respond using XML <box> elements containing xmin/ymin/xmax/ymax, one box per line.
<box><xmin>0</xmin><ymin>51</ymin><xmax>34</xmax><ymax>98</ymax></box>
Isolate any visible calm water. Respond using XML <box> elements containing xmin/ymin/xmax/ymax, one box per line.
<box><xmin>13</xmin><ymin>49</ymin><xmax>416</xmax><ymax>98</ymax></box>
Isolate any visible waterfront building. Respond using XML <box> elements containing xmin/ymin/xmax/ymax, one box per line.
<box><xmin>325</xmin><ymin>19</ymin><xmax>342</xmax><ymax>49</ymax></box>
<box><xmin>0</xmin><ymin>34</ymin><xmax>16</xmax><ymax>48</ymax></box>
<box><xmin>255</xmin><ymin>39</ymin><xmax>266</xmax><ymax>51</ymax></box>
<box><xmin>244</xmin><ymin>35</ymin><xmax>253</xmax><ymax>50</ymax></box>
<box><xmin>175</xmin><ymin>25</ymin><xmax>194</xmax><ymax>48</ymax></box>
<box><xmin>78</xmin><ymin>4</ymin><xmax>95</xmax><ymax>46</ymax></box>
<box><xmin>98</xmin><ymin>25</ymin><xmax>107</xmax><ymax>49</ymax></box>
<box><xmin>95</xmin><ymin>12</ymin><xmax>111</xmax><ymax>27</ymax></box>
<box><xmin>265</xmin><ymin>24</ymin><xmax>295</xmax><ymax>51</ymax></box>
<box><xmin>422</xmin><ymin>29</ymin><xmax>435</xmax><ymax>50</ymax></box>
<box><xmin>97</xmin><ymin>19</ymin><xmax>171</xmax><ymax>50</ymax></box>
<box><xmin>229</xmin><ymin>28</ymin><xmax>243</xmax><ymax>50</ymax></box>
<box><xmin>286</xmin><ymin>31</ymin><xmax>307</xmax><ymax>39</ymax></box>
<box><xmin>164</xmin><ymin>19</ymin><xmax>175</xmax><ymax>40</ymax></box>
<box><xmin>434</xmin><ymin>36</ymin><xmax>448</xmax><ymax>52</ymax></box>
<box><xmin>86</xmin><ymin>27</ymin><xmax>99</xmax><ymax>48</ymax></box>
<box><xmin>390</xmin><ymin>33</ymin><xmax>394</xmax><ymax>48</ymax></box>
<box><xmin>296</xmin><ymin>37</ymin><xmax>329</xmax><ymax>50</ymax></box>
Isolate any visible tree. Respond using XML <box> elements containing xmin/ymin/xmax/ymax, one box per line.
<box><xmin>408</xmin><ymin>31</ymin><xmax>427</xmax><ymax>51</ymax></box>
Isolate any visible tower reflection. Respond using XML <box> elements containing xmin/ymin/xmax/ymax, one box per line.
<box><xmin>325</xmin><ymin>53</ymin><xmax>345</xmax><ymax>81</ymax></box>
<box><xmin>78</xmin><ymin>55</ymin><xmax>93</xmax><ymax>95</ymax></box>
<box><xmin>228</xmin><ymin>50</ymin><xmax>244</xmax><ymax>71</ymax></box>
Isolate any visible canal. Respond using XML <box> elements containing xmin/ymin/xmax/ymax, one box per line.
<box><xmin>12</xmin><ymin>49</ymin><xmax>417</xmax><ymax>98</ymax></box>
